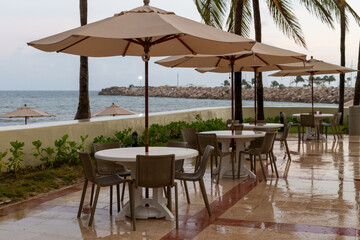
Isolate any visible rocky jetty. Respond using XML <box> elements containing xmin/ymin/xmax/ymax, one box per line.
<box><xmin>99</xmin><ymin>86</ymin><xmax>354</xmax><ymax>104</ymax></box>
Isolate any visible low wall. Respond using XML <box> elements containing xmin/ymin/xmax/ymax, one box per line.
<box><xmin>0</xmin><ymin>106</ymin><xmax>347</xmax><ymax>167</ymax></box>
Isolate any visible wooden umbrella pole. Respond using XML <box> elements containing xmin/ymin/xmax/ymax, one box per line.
<box><xmin>311</xmin><ymin>73</ymin><xmax>314</xmax><ymax>115</ymax></box>
<box><xmin>254</xmin><ymin>68</ymin><xmax>257</xmax><ymax>125</ymax></box>
<box><xmin>145</xmin><ymin>60</ymin><xmax>149</xmax><ymax>152</ymax></box>
<box><xmin>231</xmin><ymin>61</ymin><xmax>234</xmax><ymax>134</ymax></box>
<box><xmin>25</xmin><ymin>116</ymin><xmax>28</xmax><ymax>125</ymax></box>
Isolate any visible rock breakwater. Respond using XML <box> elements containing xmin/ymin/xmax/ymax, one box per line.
<box><xmin>99</xmin><ymin>86</ymin><xmax>354</xmax><ymax>104</ymax></box>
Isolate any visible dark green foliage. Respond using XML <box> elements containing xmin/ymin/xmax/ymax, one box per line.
<box><xmin>6</xmin><ymin>141</ymin><xmax>25</xmax><ymax>173</ymax></box>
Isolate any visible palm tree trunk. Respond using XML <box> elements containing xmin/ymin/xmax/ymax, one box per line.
<box><xmin>234</xmin><ymin>0</ymin><xmax>244</xmax><ymax>122</ymax></box>
<box><xmin>252</xmin><ymin>0</ymin><xmax>264</xmax><ymax>120</ymax></box>
<box><xmin>354</xmin><ymin>41</ymin><xmax>360</xmax><ymax>106</ymax></box>
<box><xmin>75</xmin><ymin>0</ymin><xmax>90</xmax><ymax>120</ymax></box>
<box><xmin>337</xmin><ymin>2</ymin><xmax>345</xmax><ymax>124</ymax></box>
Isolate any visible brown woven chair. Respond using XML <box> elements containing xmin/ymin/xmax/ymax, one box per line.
<box><xmin>300</xmin><ymin>114</ymin><xmax>318</xmax><ymax>140</ymax></box>
<box><xmin>175</xmin><ymin>145</ymin><xmax>214</xmax><ymax>216</ymax></box>
<box><xmin>226</xmin><ymin>119</ymin><xmax>240</xmax><ymax>130</ymax></box>
<box><xmin>320</xmin><ymin>115</ymin><xmax>337</xmax><ymax>140</ymax></box>
<box><xmin>335</xmin><ymin>112</ymin><xmax>343</xmax><ymax>138</ymax></box>
<box><xmin>136</xmin><ymin>154</ymin><xmax>178</xmax><ymax>229</ymax></box>
<box><xmin>181</xmin><ymin>128</ymin><xmax>199</xmax><ymax>170</ymax></box>
<box><xmin>240</xmin><ymin>132</ymin><xmax>277</xmax><ymax>182</ymax></box>
<box><xmin>281</xmin><ymin>112</ymin><xmax>300</xmax><ymax>141</ymax></box>
<box><xmin>93</xmin><ymin>142</ymin><xmax>131</xmax><ymax>215</ymax></box>
<box><xmin>77</xmin><ymin>151</ymin><xmax>134</xmax><ymax>228</ymax></box>
<box><xmin>196</xmin><ymin>133</ymin><xmax>234</xmax><ymax>183</ymax></box>
<box><xmin>275</xmin><ymin>122</ymin><xmax>292</xmax><ymax>162</ymax></box>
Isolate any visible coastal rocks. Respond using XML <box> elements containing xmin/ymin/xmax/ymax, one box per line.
<box><xmin>99</xmin><ymin>86</ymin><xmax>354</xmax><ymax>104</ymax></box>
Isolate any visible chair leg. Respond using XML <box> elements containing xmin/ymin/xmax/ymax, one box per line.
<box><xmin>237</xmin><ymin>152</ymin><xmax>241</xmax><ymax>179</ymax></box>
<box><xmin>183</xmin><ymin>180</ymin><xmax>190</xmax><ymax>204</ymax></box>
<box><xmin>128</xmin><ymin>181</ymin><xmax>136</xmax><ymax>231</ymax></box>
<box><xmin>269</xmin><ymin>153</ymin><xmax>274</xmax><ymax>173</ymax></box>
<box><xmin>270</xmin><ymin>151</ymin><xmax>279</xmax><ymax>178</ymax></box>
<box><xmin>167</xmin><ymin>186</ymin><xmax>172</xmax><ymax>212</ymax></box>
<box><xmin>77</xmin><ymin>179</ymin><xmax>88</xmax><ymax>218</ymax></box>
<box><xmin>121</xmin><ymin>177</ymin><xmax>126</xmax><ymax>202</ymax></box>
<box><xmin>331</xmin><ymin>126</ymin><xmax>336</xmax><ymax>140</ymax></box>
<box><xmin>258</xmin><ymin>154</ymin><xmax>267</xmax><ymax>182</ymax></box>
<box><xmin>89</xmin><ymin>185</ymin><xmax>100</xmax><ymax>226</ymax></box>
<box><xmin>210</xmin><ymin>155</ymin><xmax>213</xmax><ymax>177</ymax></box>
<box><xmin>253</xmin><ymin>155</ymin><xmax>256</xmax><ymax>173</ymax></box>
<box><xmin>231</xmin><ymin>152</ymin><xmax>235</xmax><ymax>179</ymax></box>
<box><xmin>116</xmin><ymin>184</ymin><xmax>120</xmax><ymax>213</ymax></box>
<box><xmin>297</xmin><ymin>126</ymin><xmax>301</xmax><ymax>142</ymax></box>
<box><xmin>174</xmin><ymin>183</ymin><xmax>179</xmax><ymax>229</ymax></box>
<box><xmin>216</xmin><ymin>156</ymin><xmax>222</xmax><ymax>184</ymax></box>
<box><xmin>199</xmin><ymin>179</ymin><xmax>211</xmax><ymax>216</ymax></box>
<box><xmin>110</xmin><ymin>186</ymin><xmax>113</xmax><ymax>216</ymax></box>
<box><xmin>284</xmin><ymin>140</ymin><xmax>292</xmax><ymax>162</ymax></box>
<box><xmin>90</xmin><ymin>183</ymin><xmax>95</xmax><ymax>207</ymax></box>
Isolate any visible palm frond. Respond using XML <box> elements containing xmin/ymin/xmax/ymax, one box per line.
<box><xmin>193</xmin><ymin>0</ymin><xmax>228</xmax><ymax>29</ymax></box>
<box><xmin>266</xmin><ymin>0</ymin><xmax>307</xmax><ymax>48</ymax></box>
<box><xmin>344</xmin><ymin>1</ymin><xmax>360</xmax><ymax>26</ymax></box>
<box><xmin>298</xmin><ymin>0</ymin><xmax>335</xmax><ymax>28</ymax></box>
<box><xmin>226</xmin><ymin>0</ymin><xmax>252</xmax><ymax>36</ymax></box>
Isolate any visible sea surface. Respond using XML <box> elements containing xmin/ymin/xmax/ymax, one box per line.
<box><xmin>0</xmin><ymin>91</ymin><xmax>337</xmax><ymax>126</ymax></box>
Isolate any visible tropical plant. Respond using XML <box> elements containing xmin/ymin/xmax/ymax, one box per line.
<box><xmin>291</xmin><ymin>76</ymin><xmax>305</xmax><ymax>87</ymax></box>
<box><xmin>7</xmin><ymin>141</ymin><xmax>25</xmax><ymax>173</ymax></box>
<box><xmin>32</xmin><ymin>140</ymin><xmax>55</xmax><ymax>168</ymax></box>
<box><xmin>0</xmin><ymin>151</ymin><xmax>8</xmax><ymax>175</ymax></box>
<box><xmin>242</xmin><ymin>79</ymin><xmax>252</xmax><ymax>89</ymax></box>
<box><xmin>74</xmin><ymin>0</ymin><xmax>90</xmax><ymax>120</ymax></box>
<box><xmin>223</xmin><ymin>79</ymin><xmax>231</xmax><ymax>87</ymax></box>
<box><xmin>270</xmin><ymin>80</ymin><xmax>280</xmax><ymax>88</ymax></box>
<box><xmin>114</xmin><ymin>128</ymin><xmax>135</xmax><ymax>147</ymax></box>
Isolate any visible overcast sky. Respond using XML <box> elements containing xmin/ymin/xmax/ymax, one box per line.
<box><xmin>0</xmin><ymin>0</ymin><xmax>359</xmax><ymax>90</ymax></box>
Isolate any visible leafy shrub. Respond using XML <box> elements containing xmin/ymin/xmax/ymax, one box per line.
<box><xmin>7</xmin><ymin>141</ymin><xmax>25</xmax><ymax>173</ymax></box>
<box><xmin>0</xmin><ymin>151</ymin><xmax>8</xmax><ymax>175</ymax></box>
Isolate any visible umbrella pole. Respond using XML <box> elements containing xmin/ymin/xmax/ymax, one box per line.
<box><xmin>145</xmin><ymin>60</ymin><xmax>149</xmax><ymax>152</ymax></box>
<box><xmin>231</xmin><ymin>61</ymin><xmax>234</xmax><ymax>134</ymax></box>
<box><xmin>254</xmin><ymin>68</ymin><xmax>257</xmax><ymax>125</ymax></box>
<box><xmin>311</xmin><ymin>73</ymin><xmax>314</xmax><ymax>115</ymax></box>
<box><xmin>25</xmin><ymin>116</ymin><xmax>28</xmax><ymax>125</ymax></box>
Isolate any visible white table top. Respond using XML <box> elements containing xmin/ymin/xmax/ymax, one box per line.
<box><xmin>201</xmin><ymin>130</ymin><xmax>265</xmax><ymax>139</ymax></box>
<box><xmin>241</xmin><ymin>123</ymin><xmax>283</xmax><ymax>130</ymax></box>
<box><xmin>95</xmin><ymin>146</ymin><xmax>198</xmax><ymax>163</ymax></box>
<box><xmin>293</xmin><ymin>113</ymin><xmax>333</xmax><ymax>118</ymax></box>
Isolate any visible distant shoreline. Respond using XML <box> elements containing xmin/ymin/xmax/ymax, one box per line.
<box><xmin>99</xmin><ymin>86</ymin><xmax>354</xmax><ymax>104</ymax></box>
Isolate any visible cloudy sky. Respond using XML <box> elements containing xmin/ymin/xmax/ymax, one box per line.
<box><xmin>1</xmin><ymin>0</ymin><xmax>359</xmax><ymax>90</ymax></box>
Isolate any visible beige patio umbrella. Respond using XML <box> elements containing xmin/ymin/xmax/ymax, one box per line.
<box><xmin>270</xmin><ymin>56</ymin><xmax>357</xmax><ymax>114</ymax></box>
<box><xmin>92</xmin><ymin>103</ymin><xmax>136</xmax><ymax>117</ymax></box>
<box><xmin>0</xmin><ymin>104</ymin><xmax>55</xmax><ymax>125</ymax></box>
<box><xmin>28</xmin><ymin>0</ymin><xmax>255</xmax><ymax>151</ymax></box>
<box><xmin>156</xmin><ymin>42</ymin><xmax>309</xmax><ymax>125</ymax></box>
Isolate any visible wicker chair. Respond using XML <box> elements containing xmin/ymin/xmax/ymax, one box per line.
<box><xmin>77</xmin><ymin>152</ymin><xmax>134</xmax><ymax>228</ymax></box>
<box><xmin>226</xmin><ymin>119</ymin><xmax>240</xmax><ymax>130</ymax></box>
<box><xmin>300</xmin><ymin>114</ymin><xmax>318</xmax><ymax>140</ymax></box>
<box><xmin>320</xmin><ymin>115</ymin><xmax>337</xmax><ymax>140</ymax></box>
<box><xmin>175</xmin><ymin>145</ymin><xmax>214</xmax><ymax>216</ymax></box>
<box><xmin>240</xmin><ymin>132</ymin><xmax>277</xmax><ymax>182</ymax></box>
<box><xmin>135</xmin><ymin>154</ymin><xmax>178</xmax><ymax>229</ymax></box>
<box><xmin>93</xmin><ymin>142</ymin><xmax>131</xmax><ymax>214</ymax></box>
<box><xmin>275</xmin><ymin>122</ymin><xmax>292</xmax><ymax>162</ymax></box>
<box><xmin>280</xmin><ymin>112</ymin><xmax>301</xmax><ymax>141</ymax></box>
<box><xmin>335</xmin><ymin>112</ymin><xmax>343</xmax><ymax>138</ymax></box>
<box><xmin>181</xmin><ymin>128</ymin><xmax>199</xmax><ymax>170</ymax></box>
<box><xmin>196</xmin><ymin>133</ymin><xmax>234</xmax><ymax>183</ymax></box>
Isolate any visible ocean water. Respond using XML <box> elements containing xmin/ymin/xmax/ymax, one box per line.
<box><xmin>0</xmin><ymin>91</ymin><xmax>337</xmax><ymax>126</ymax></box>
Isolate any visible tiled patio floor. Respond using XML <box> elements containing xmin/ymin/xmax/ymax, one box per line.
<box><xmin>0</xmin><ymin>134</ymin><xmax>359</xmax><ymax>239</ymax></box>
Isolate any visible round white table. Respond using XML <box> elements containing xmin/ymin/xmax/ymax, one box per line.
<box><xmin>95</xmin><ymin>146</ymin><xmax>198</xmax><ymax>221</ymax></box>
<box><xmin>293</xmin><ymin>113</ymin><xmax>333</xmax><ymax>140</ymax></box>
<box><xmin>201</xmin><ymin>130</ymin><xmax>265</xmax><ymax>179</ymax></box>
<box><xmin>241</xmin><ymin>123</ymin><xmax>283</xmax><ymax>131</ymax></box>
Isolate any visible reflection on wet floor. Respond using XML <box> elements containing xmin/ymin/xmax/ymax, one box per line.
<box><xmin>0</xmin><ymin>134</ymin><xmax>359</xmax><ymax>239</ymax></box>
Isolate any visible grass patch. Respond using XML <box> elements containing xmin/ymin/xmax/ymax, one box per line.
<box><xmin>0</xmin><ymin>165</ymin><xmax>83</xmax><ymax>204</ymax></box>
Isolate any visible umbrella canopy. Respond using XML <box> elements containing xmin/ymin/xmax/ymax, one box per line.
<box><xmin>270</xmin><ymin>57</ymin><xmax>357</xmax><ymax>113</ymax></box>
<box><xmin>156</xmin><ymin>42</ymin><xmax>309</xmax><ymax>125</ymax></box>
<box><xmin>0</xmin><ymin>104</ymin><xmax>55</xmax><ymax>125</ymax></box>
<box><xmin>92</xmin><ymin>103</ymin><xmax>136</xmax><ymax>117</ymax></box>
<box><xmin>28</xmin><ymin>0</ymin><xmax>256</xmax><ymax>151</ymax></box>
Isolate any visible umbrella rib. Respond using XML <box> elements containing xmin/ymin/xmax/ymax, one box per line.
<box><xmin>57</xmin><ymin>36</ymin><xmax>89</xmax><ymax>53</ymax></box>
<box><xmin>256</xmin><ymin>54</ymin><xmax>269</xmax><ymax>65</ymax></box>
<box><xmin>173</xmin><ymin>57</ymin><xmax>191</xmax><ymax>68</ymax></box>
<box><xmin>122</xmin><ymin>41</ymin><xmax>131</xmax><ymax>56</ymax></box>
<box><xmin>176</xmin><ymin>37</ymin><xmax>195</xmax><ymax>55</ymax></box>
<box><xmin>215</xmin><ymin>57</ymin><xmax>222</xmax><ymax>68</ymax></box>
<box><xmin>234</xmin><ymin>53</ymin><xmax>252</xmax><ymax>61</ymax></box>
<box><xmin>151</xmin><ymin>34</ymin><xmax>177</xmax><ymax>45</ymax></box>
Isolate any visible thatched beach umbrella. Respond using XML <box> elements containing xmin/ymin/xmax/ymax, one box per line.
<box><xmin>92</xmin><ymin>103</ymin><xmax>136</xmax><ymax>117</ymax></box>
<box><xmin>270</xmin><ymin>57</ymin><xmax>356</xmax><ymax>114</ymax></box>
<box><xmin>28</xmin><ymin>0</ymin><xmax>255</xmax><ymax>151</ymax></box>
<box><xmin>156</xmin><ymin>42</ymin><xmax>308</xmax><ymax>125</ymax></box>
<box><xmin>0</xmin><ymin>104</ymin><xmax>55</xmax><ymax>125</ymax></box>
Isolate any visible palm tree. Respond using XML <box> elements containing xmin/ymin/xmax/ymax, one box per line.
<box><xmin>354</xmin><ymin>41</ymin><xmax>360</xmax><ymax>106</ymax></box>
<box><xmin>327</xmin><ymin>0</ymin><xmax>360</xmax><ymax>123</ymax></box>
<box><xmin>195</xmin><ymin>0</ymin><xmax>334</xmax><ymax>120</ymax></box>
<box><xmin>74</xmin><ymin>0</ymin><xmax>90</xmax><ymax>120</ymax></box>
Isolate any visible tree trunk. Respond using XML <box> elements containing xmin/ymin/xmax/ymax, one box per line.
<box><xmin>75</xmin><ymin>0</ymin><xmax>90</xmax><ymax>120</ymax></box>
<box><xmin>337</xmin><ymin>2</ymin><xmax>345</xmax><ymax>124</ymax></box>
<box><xmin>252</xmin><ymin>0</ymin><xmax>264</xmax><ymax>120</ymax></box>
<box><xmin>354</xmin><ymin>41</ymin><xmax>360</xmax><ymax>106</ymax></box>
<box><xmin>234</xmin><ymin>0</ymin><xmax>244</xmax><ymax>122</ymax></box>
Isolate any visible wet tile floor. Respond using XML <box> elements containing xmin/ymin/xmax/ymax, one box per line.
<box><xmin>0</xmin><ymin>134</ymin><xmax>359</xmax><ymax>239</ymax></box>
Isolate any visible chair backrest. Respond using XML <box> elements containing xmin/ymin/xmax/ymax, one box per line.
<box><xmin>280</xmin><ymin>112</ymin><xmax>288</xmax><ymax>125</ymax></box>
<box><xmin>232</xmin><ymin>124</ymin><xmax>244</xmax><ymax>131</ymax></box>
<box><xmin>282</xmin><ymin>122</ymin><xmax>292</xmax><ymax>139</ymax></box>
<box><xmin>136</xmin><ymin>154</ymin><xmax>175</xmax><ymax>188</ymax></box>
<box><xmin>166</xmin><ymin>141</ymin><xmax>188</xmax><ymax>148</ymax></box>
<box><xmin>196</xmin><ymin>133</ymin><xmax>220</xmax><ymax>156</ymax></box>
<box><xmin>226</xmin><ymin>119</ymin><xmax>240</xmax><ymax>130</ymax></box>
<box><xmin>300</xmin><ymin>114</ymin><xmax>314</xmax><ymax>127</ymax></box>
<box><xmin>93</xmin><ymin>142</ymin><xmax>123</xmax><ymax>175</ymax></box>
<box><xmin>260</xmin><ymin>132</ymin><xmax>277</xmax><ymax>154</ymax></box>
<box><xmin>194</xmin><ymin>145</ymin><xmax>214</xmax><ymax>179</ymax></box>
<box><xmin>335</xmin><ymin>112</ymin><xmax>342</xmax><ymax>125</ymax></box>
<box><xmin>181</xmin><ymin>128</ymin><xmax>197</xmax><ymax>149</ymax></box>
<box><xmin>78</xmin><ymin>151</ymin><xmax>98</xmax><ymax>184</ymax></box>
<box><xmin>166</xmin><ymin>141</ymin><xmax>187</xmax><ymax>171</ymax></box>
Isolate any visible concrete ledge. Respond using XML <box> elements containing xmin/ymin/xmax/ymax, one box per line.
<box><xmin>0</xmin><ymin>106</ymin><xmax>347</xmax><ymax>167</ymax></box>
